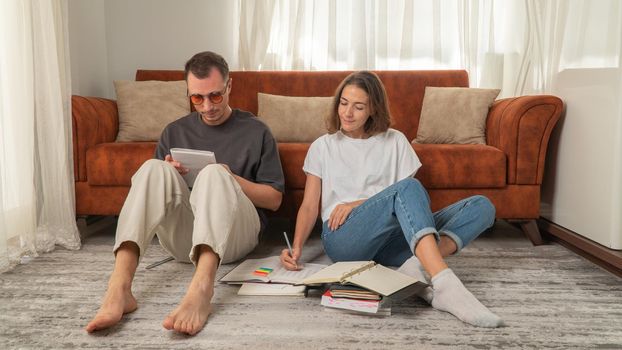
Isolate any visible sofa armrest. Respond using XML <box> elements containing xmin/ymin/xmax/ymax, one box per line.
<box><xmin>486</xmin><ymin>95</ymin><xmax>562</xmax><ymax>185</ymax></box>
<box><xmin>72</xmin><ymin>95</ymin><xmax>119</xmax><ymax>182</ymax></box>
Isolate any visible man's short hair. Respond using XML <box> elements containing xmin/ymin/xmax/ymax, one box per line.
<box><xmin>184</xmin><ymin>51</ymin><xmax>229</xmax><ymax>81</ymax></box>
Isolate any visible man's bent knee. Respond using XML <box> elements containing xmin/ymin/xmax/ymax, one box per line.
<box><xmin>198</xmin><ymin>164</ymin><xmax>230</xmax><ymax>177</ymax></box>
<box><xmin>193</xmin><ymin>164</ymin><xmax>236</xmax><ymax>190</ymax></box>
<box><xmin>133</xmin><ymin>159</ymin><xmax>177</xmax><ymax>181</ymax></box>
<box><xmin>141</xmin><ymin>158</ymin><xmax>168</xmax><ymax>170</ymax></box>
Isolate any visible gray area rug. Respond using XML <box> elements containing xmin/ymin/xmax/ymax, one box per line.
<box><xmin>1</xmin><ymin>233</ymin><xmax>621</xmax><ymax>349</ymax></box>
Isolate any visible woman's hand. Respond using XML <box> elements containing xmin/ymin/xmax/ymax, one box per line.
<box><xmin>328</xmin><ymin>202</ymin><xmax>356</xmax><ymax>231</ymax></box>
<box><xmin>280</xmin><ymin>246</ymin><xmax>302</xmax><ymax>271</ymax></box>
<box><xmin>164</xmin><ymin>154</ymin><xmax>189</xmax><ymax>175</ymax></box>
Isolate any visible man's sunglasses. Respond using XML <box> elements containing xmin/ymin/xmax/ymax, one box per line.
<box><xmin>188</xmin><ymin>80</ymin><xmax>230</xmax><ymax>105</ymax></box>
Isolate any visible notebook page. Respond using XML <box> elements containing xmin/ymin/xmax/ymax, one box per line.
<box><xmin>219</xmin><ymin>256</ymin><xmax>280</xmax><ymax>283</ymax></box>
<box><xmin>345</xmin><ymin>264</ymin><xmax>419</xmax><ymax>296</ymax></box>
<box><xmin>220</xmin><ymin>256</ymin><xmax>327</xmax><ymax>284</ymax></box>
<box><xmin>269</xmin><ymin>263</ymin><xmax>328</xmax><ymax>284</ymax></box>
<box><xmin>301</xmin><ymin>261</ymin><xmax>374</xmax><ymax>285</ymax></box>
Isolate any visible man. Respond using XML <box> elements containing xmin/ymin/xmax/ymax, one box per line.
<box><xmin>85</xmin><ymin>51</ymin><xmax>284</xmax><ymax>335</ymax></box>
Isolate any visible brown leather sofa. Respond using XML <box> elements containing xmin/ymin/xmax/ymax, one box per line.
<box><xmin>72</xmin><ymin>69</ymin><xmax>562</xmax><ymax>244</ymax></box>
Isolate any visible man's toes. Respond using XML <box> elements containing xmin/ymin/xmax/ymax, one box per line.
<box><xmin>173</xmin><ymin>319</ymin><xmax>183</xmax><ymax>333</ymax></box>
<box><xmin>85</xmin><ymin>323</ymin><xmax>96</xmax><ymax>333</ymax></box>
<box><xmin>85</xmin><ymin>314</ymin><xmax>116</xmax><ymax>333</ymax></box>
<box><xmin>162</xmin><ymin>317</ymin><xmax>172</xmax><ymax>330</ymax></box>
<box><xmin>192</xmin><ymin>321</ymin><xmax>203</xmax><ymax>335</ymax></box>
<box><xmin>87</xmin><ymin>320</ymin><xmax>104</xmax><ymax>332</ymax></box>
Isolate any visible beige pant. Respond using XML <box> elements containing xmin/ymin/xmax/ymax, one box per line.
<box><xmin>114</xmin><ymin>159</ymin><xmax>261</xmax><ymax>264</ymax></box>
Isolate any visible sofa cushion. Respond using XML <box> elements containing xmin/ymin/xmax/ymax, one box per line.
<box><xmin>115</xmin><ymin>80</ymin><xmax>190</xmax><ymax>142</ymax></box>
<box><xmin>414</xmin><ymin>87</ymin><xmax>500</xmax><ymax>145</ymax></box>
<box><xmin>87</xmin><ymin>143</ymin><xmax>156</xmax><ymax>186</ymax></box>
<box><xmin>257</xmin><ymin>93</ymin><xmax>331</xmax><ymax>142</ymax></box>
<box><xmin>412</xmin><ymin>144</ymin><xmax>506</xmax><ymax>188</ymax></box>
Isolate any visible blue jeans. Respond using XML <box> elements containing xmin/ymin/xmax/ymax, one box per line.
<box><xmin>321</xmin><ymin>178</ymin><xmax>495</xmax><ymax>267</ymax></box>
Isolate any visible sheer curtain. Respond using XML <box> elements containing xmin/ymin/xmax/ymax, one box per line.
<box><xmin>0</xmin><ymin>0</ymin><xmax>80</xmax><ymax>273</ymax></box>
<box><xmin>238</xmin><ymin>0</ymin><xmax>620</xmax><ymax>97</ymax></box>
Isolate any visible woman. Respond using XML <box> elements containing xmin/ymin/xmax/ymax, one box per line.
<box><xmin>280</xmin><ymin>71</ymin><xmax>503</xmax><ymax>328</ymax></box>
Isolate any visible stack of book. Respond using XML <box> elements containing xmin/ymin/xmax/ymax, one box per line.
<box><xmin>299</xmin><ymin>260</ymin><xmax>430</xmax><ymax>316</ymax></box>
<box><xmin>321</xmin><ymin>284</ymin><xmax>391</xmax><ymax>316</ymax></box>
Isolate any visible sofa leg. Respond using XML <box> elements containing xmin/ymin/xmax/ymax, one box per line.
<box><xmin>75</xmin><ymin>215</ymin><xmax>116</xmax><ymax>239</ymax></box>
<box><xmin>76</xmin><ymin>215</ymin><xmax>88</xmax><ymax>236</ymax></box>
<box><xmin>519</xmin><ymin>219</ymin><xmax>546</xmax><ymax>246</ymax></box>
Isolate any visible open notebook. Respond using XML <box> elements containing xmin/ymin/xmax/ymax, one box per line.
<box><xmin>300</xmin><ymin>261</ymin><xmax>428</xmax><ymax>299</ymax></box>
<box><xmin>219</xmin><ymin>256</ymin><xmax>327</xmax><ymax>285</ymax></box>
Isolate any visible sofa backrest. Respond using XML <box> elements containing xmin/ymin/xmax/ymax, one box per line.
<box><xmin>136</xmin><ymin>69</ymin><xmax>469</xmax><ymax>141</ymax></box>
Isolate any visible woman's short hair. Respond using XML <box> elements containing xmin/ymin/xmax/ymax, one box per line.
<box><xmin>326</xmin><ymin>71</ymin><xmax>392</xmax><ymax>135</ymax></box>
<box><xmin>184</xmin><ymin>51</ymin><xmax>229</xmax><ymax>82</ymax></box>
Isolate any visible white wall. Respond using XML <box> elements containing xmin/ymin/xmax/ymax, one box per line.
<box><xmin>68</xmin><ymin>0</ymin><xmax>108</xmax><ymax>97</ymax></box>
<box><xmin>541</xmin><ymin>68</ymin><xmax>622</xmax><ymax>250</ymax></box>
<box><xmin>68</xmin><ymin>0</ymin><xmax>238</xmax><ymax>98</ymax></box>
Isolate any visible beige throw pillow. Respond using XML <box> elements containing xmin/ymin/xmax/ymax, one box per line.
<box><xmin>114</xmin><ymin>80</ymin><xmax>190</xmax><ymax>142</ymax></box>
<box><xmin>414</xmin><ymin>87</ymin><xmax>500</xmax><ymax>144</ymax></box>
<box><xmin>257</xmin><ymin>93</ymin><xmax>332</xmax><ymax>143</ymax></box>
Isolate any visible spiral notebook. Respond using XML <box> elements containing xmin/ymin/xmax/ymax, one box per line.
<box><xmin>299</xmin><ymin>261</ymin><xmax>427</xmax><ymax>299</ymax></box>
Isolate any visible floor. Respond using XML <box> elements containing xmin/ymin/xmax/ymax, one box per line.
<box><xmin>1</xmin><ymin>217</ymin><xmax>620</xmax><ymax>349</ymax></box>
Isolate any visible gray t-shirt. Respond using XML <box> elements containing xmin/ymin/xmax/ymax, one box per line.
<box><xmin>155</xmin><ymin>109</ymin><xmax>285</xmax><ymax>232</ymax></box>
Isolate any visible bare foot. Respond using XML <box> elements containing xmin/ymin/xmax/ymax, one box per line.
<box><xmin>85</xmin><ymin>285</ymin><xmax>137</xmax><ymax>333</ymax></box>
<box><xmin>162</xmin><ymin>283</ymin><xmax>213</xmax><ymax>335</ymax></box>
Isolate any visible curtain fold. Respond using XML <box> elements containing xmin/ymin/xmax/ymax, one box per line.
<box><xmin>0</xmin><ymin>0</ymin><xmax>79</xmax><ymax>273</ymax></box>
<box><xmin>237</xmin><ymin>0</ymin><xmax>620</xmax><ymax>97</ymax></box>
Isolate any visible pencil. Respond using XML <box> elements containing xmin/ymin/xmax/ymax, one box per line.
<box><xmin>283</xmin><ymin>231</ymin><xmax>297</xmax><ymax>268</ymax></box>
<box><xmin>145</xmin><ymin>256</ymin><xmax>174</xmax><ymax>269</ymax></box>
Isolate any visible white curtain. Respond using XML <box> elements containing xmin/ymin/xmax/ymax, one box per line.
<box><xmin>0</xmin><ymin>0</ymin><xmax>80</xmax><ymax>273</ymax></box>
<box><xmin>238</xmin><ymin>0</ymin><xmax>621</xmax><ymax>97</ymax></box>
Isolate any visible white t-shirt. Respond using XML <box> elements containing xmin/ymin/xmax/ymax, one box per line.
<box><xmin>303</xmin><ymin>128</ymin><xmax>422</xmax><ymax>222</ymax></box>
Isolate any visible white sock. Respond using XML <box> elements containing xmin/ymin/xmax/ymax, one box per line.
<box><xmin>397</xmin><ymin>256</ymin><xmax>434</xmax><ymax>304</ymax></box>
<box><xmin>430</xmin><ymin>268</ymin><xmax>503</xmax><ymax>328</ymax></box>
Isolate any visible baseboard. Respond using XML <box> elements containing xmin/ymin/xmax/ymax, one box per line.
<box><xmin>537</xmin><ymin>218</ymin><xmax>622</xmax><ymax>278</ymax></box>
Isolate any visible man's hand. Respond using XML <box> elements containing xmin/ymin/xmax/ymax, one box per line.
<box><xmin>280</xmin><ymin>247</ymin><xmax>302</xmax><ymax>271</ymax></box>
<box><xmin>164</xmin><ymin>155</ymin><xmax>189</xmax><ymax>175</ymax></box>
<box><xmin>219</xmin><ymin>163</ymin><xmax>233</xmax><ymax>175</ymax></box>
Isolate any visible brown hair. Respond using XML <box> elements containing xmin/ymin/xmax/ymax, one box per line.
<box><xmin>184</xmin><ymin>51</ymin><xmax>229</xmax><ymax>81</ymax></box>
<box><xmin>326</xmin><ymin>71</ymin><xmax>392</xmax><ymax>135</ymax></box>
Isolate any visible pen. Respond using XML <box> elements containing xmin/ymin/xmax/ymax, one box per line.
<box><xmin>145</xmin><ymin>256</ymin><xmax>174</xmax><ymax>269</ymax></box>
<box><xmin>283</xmin><ymin>231</ymin><xmax>297</xmax><ymax>268</ymax></box>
